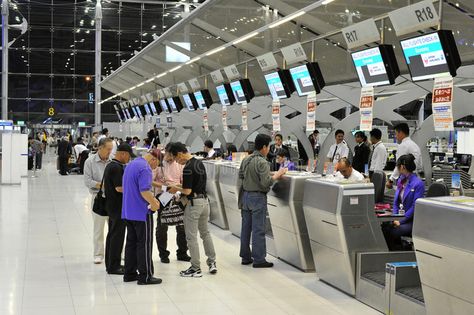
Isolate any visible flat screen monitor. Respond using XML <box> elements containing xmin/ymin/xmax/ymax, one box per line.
<box><xmin>125</xmin><ymin>108</ymin><xmax>132</xmax><ymax>119</ymax></box>
<box><xmin>351</xmin><ymin>45</ymin><xmax>400</xmax><ymax>87</ymax></box>
<box><xmin>143</xmin><ymin>103</ymin><xmax>151</xmax><ymax>116</ymax></box>
<box><xmin>182</xmin><ymin>93</ymin><xmax>197</xmax><ymax>111</ymax></box>
<box><xmin>115</xmin><ymin>110</ymin><xmax>122</xmax><ymax>121</ymax></box>
<box><xmin>159</xmin><ymin>99</ymin><xmax>170</xmax><ymax>113</ymax></box>
<box><xmin>216</xmin><ymin>83</ymin><xmax>235</xmax><ymax>106</ymax></box>
<box><xmin>289</xmin><ymin>62</ymin><xmax>325</xmax><ymax>96</ymax></box>
<box><xmin>167</xmin><ymin>97</ymin><xmax>178</xmax><ymax>112</ymax></box>
<box><xmin>264</xmin><ymin>69</ymin><xmax>294</xmax><ymax>99</ymax></box>
<box><xmin>167</xmin><ymin>97</ymin><xmax>183</xmax><ymax>112</ymax></box>
<box><xmin>149</xmin><ymin>102</ymin><xmax>158</xmax><ymax>116</ymax></box>
<box><xmin>135</xmin><ymin>106</ymin><xmax>143</xmax><ymax>119</ymax></box>
<box><xmin>230</xmin><ymin>79</ymin><xmax>254</xmax><ymax>104</ymax></box>
<box><xmin>400</xmin><ymin>30</ymin><xmax>461</xmax><ymax>81</ymax></box>
<box><xmin>193</xmin><ymin>90</ymin><xmax>213</xmax><ymax>109</ymax></box>
<box><xmin>131</xmin><ymin>107</ymin><xmax>138</xmax><ymax>118</ymax></box>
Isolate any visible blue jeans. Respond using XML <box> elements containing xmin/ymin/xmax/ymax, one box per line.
<box><xmin>240</xmin><ymin>191</ymin><xmax>267</xmax><ymax>264</ymax></box>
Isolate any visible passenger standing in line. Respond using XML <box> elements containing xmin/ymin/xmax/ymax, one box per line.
<box><xmin>352</xmin><ymin>131</ymin><xmax>371</xmax><ymax>174</ymax></box>
<box><xmin>152</xmin><ymin>145</ymin><xmax>190</xmax><ymax>264</ymax></box>
<box><xmin>103</xmin><ymin>143</ymin><xmax>135</xmax><ymax>275</ymax></box>
<box><xmin>29</xmin><ymin>137</ymin><xmax>44</xmax><ymax>170</ymax></box>
<box><xmin>83</xmin><ymin>138</ymin><xmax>113</xmax><ymax>264</ymax></box>
<box><xmin>97</xmin><ymin>128</ymin><xmax>109</xmax><ymax>143</ymax></box>
<box><xmin>122</xmin><ymin>150</ymin><xmax>161</xmax><ymax>285</ymax></box>
<box><xmin>386</xmin><ymin>123</ymin><xmax>423</xmax><ymax>189</ymax></box>
<box><xmin>326</xmin><ymin>129</ymin><xmax>350</xmax><ymax>165</ymax></box>
<box><xmin>58</xmin><ymin>135</ymin><xmax>72</xmax><ymax>175</ymax></box>
<box><xmin>239</xmin><ymin>134</ymin><xmax>287</xmax><ymax>268</ymax></box>
<box><xmin>167</xmin><ymin>142</ymin><xmax>217</xmax><ymax>278</ymax></box>
<box><xmin>368</xmin><ymin>128</ymin><xmax>388</xmax><ymax>177</ymax></box>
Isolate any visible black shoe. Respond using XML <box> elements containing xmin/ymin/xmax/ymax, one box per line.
<box><xmin>137</xmin><ymin>277</ymin><xmax>162</xmax><ymax>285</ymax></box>
<box><xmin>123</xmin><ymin>274</ymin><xmax>138</xmax><ymax>282</ymax></box>
<box><xmin>160</xmin><ymin>257</ymin><xmax>170</xmax><ymax>264</ymax></box>
<box><xmin>177</xmin><ymin>255</ymin><xmax>191</xmax><ymax>262</ymax></box>
<box><xmin>253</xmin><ymin>262</ymin><xmax>274</xmax><ymax>268</ymax></box>
<box><xmin>108</xmin><ymin>267</ymin><xmax>125</xmax><ymax>275</ymax></box>
<box><xmin>180</xmin><ymin>266</ymin><xmax>202</xmax><ymax>278</ymax></box>
<box><xmin>241</xmin><ymin>259</ymin><xmax>253</xmax><ymax>265</ymax></box>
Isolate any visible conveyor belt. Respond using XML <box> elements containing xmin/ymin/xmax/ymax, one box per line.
<box><xmin>397</xmin><ymin>286</ymin><xmax>424</xmax><ymax>303</ymax></box>
<box><xmin>361</xmin><ymin>271</ymin><xmax>386</xmax><ymax>286</ymax></box>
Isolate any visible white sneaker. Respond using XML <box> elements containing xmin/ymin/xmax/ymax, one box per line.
<box><xmin>208</xmin><ymin>262</ymin><xmax>217</xmax><ymax>274</ymax></box>
<box><xmin>94</xmin><ymin>256</ymin><xmax>103</xmax><ymax>264</ymax></box>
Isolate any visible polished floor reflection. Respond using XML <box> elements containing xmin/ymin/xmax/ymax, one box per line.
<box><xmin>0</xmin><ymin>154</ymin><xmax>380</xmax><ymax>315</ymax></box>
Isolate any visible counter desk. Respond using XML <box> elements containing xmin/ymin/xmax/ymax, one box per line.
<box><xmin>202</xmin><ymin>160</ymin><xmax>228</xmax><ymax>229</ymax></box>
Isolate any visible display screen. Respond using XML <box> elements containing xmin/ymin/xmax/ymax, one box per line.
<box><xmin>216</xmin><ymin>85</ymin><xmax>230</xmax><ymax>106</ymax></box>
<box><xmin>194</xmin><ymin>91</ymin><xmax>207</xmax><ymax>109</ymax></box>
<box><xmin>115</xmin><ymin>111</ymin><xmax>122</xmax><ymax>121</ymax></box>
<box><xmin>159</xmin><ymin>99</ymin><xmax>169</xmax><ymax>112</ymax></box>
<box><xmin>135</xmin><ymin>107</ymin><xmax>142</xmax><ymax>119</ymax></box>
<box><xmin>351</xmin><ymin>47</ymin><xmax>390</xmax><ymax>86</ymax></box>
<box><xmin>289</xmin><ymin>65</ymin><xmax>315</xmax><ymax>96</ymax></box>
<box><xmin>143</xmin><ymin>104</ymin><xmax>151</xmax><ymax>116</ymax></box>
<box><xmin>400</xmin><ymin>32</ymin><xmax>450</xmax><ymax>81</ymax></box>
<box><xmin>125</xmin><ymin>109</ymin><xmax>132</xmax><ymax>119</ymax></box>
<box><xmin>183</xmin><ymin>94</ymin><xmax>195</xmax><ymax>111</ymax></box>
<box><xmin>131</xmin><ymin>107</ymin><xmax>138</xmax><ymax>117</ymax></box>
<box><xmin>167</xmin><ymin>98</ymin><xmax>177</xmax><ymax>112</ymax></box>
<box><xmin>264</xmin><ymin>72</ymin><xmax>287</xmax><ymax>99</ymax></box>
<box><xmin>230</xmin><ymin>81</ymin><xmax>246</xmax><ymax>104</ymax></box>
<box><xmin>149</xmin><ymin>102</ymin><xmax>158</xmax><ymax>115</ymax></box>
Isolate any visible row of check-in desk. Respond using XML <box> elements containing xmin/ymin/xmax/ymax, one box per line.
<box><xmin>203</xmin><ymin>160</ymin><xmax>474</xmax><ymax>315</ymax></box>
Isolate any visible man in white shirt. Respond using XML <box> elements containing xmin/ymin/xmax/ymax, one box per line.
<box><xmin>97</xmin><ymin>128</ymin><xmax>109</xmax><ymax>143</ymax></box>
<box><xmin>387</xmin><ymin>123</ymin><xmax>423</xmax><ymax>188</ymax></box>
<box><xmin>326</xmin><ymin>129</ymin><xmax>349</xmax><ymax>165</ymax></box>
<box><xmin>335</xmin><ymin>158</ymin><xmax>365</xmax><ymax>182</ymax></box>
<box><xmin>74</xmin><ymin>137</ymin><xmax>88</xmax><ymax>159</ymax></box>
<box><xmin>204</xmin><ymin>140</ymin><xmax>216</xmax><ymax>159</ymax></box>
<box><xmin>368</xmin><ymin>128</ymin><xmax>387</xmax><ymax>175</ymax></box>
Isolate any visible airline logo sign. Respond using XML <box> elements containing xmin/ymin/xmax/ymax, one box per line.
<box><xmin>203</xmin><ymin>109</ymin><xmax>209</xmax><ymax>132</ymax></box>
<box><xmin>272</xmin><ymin>100</ymin><xmax>281</xmax><ymax>131</ymax></box>
<box><xmin>306</xmin><ymin>91</ymin><xmax>317</xmax><ymax>131</ymax></box>
<box><xmin>359</xmin><ymin>86</ymin><xmax>374</xmax><ymax>131</ymax></box>
<box><xmin>432</xmin><ymin>76</ymin><xmax>454</xmax><ymax>131</ymax></box>
<box><xmin>241</xmin><ymin>103</ymin><xmax>248</xmax><ymax>131</ymax></box>
<box><xmin>222</xmin><ymin>106</ymin><xmax>228</xmax><ymax>131</ymax></box>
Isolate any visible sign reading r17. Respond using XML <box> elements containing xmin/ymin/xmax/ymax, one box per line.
<box><xmin>345</xmin><ymin>30</ymin><xmax>358</xmax><ymax>43</ymax></box>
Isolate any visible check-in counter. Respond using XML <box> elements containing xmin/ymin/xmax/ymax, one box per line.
<box><xmin>302</xmin><ymin>179</ymin><xmax>387</xmax><ymax>295</ymax></box>
<box><xmin>203</xmin><ymin>160</ymin><xmax>228</xmax><ymax>229</ymax></box>
<box><xmin>218</xmin><ymin>161</ymin><xmax>277</xmax><ymax>256</ymax></box>
<box><xmin>413</xmin><ymin>196</ymin><xmax>474</xmax><ymax>315</ymax></box>
<box><xmin>267</xmin><ymin>171</ymin><xmax>320</xmax><ymax>271</ymax></box>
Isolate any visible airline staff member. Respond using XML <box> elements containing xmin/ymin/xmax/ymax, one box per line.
<box><xmin>352</xmin><ymin>131</ymin><xmax>370</xmax><ymax>173</ymax></box>
<box><xmin>368</xmin><ymin>128</ymin><xmax>387</xmax><ymax>177</ymax></box>
<box><xmin>326</xmin><ymin>129</ymin><xmax>349</xmax><ymax>165</ymax></box>
<box><xmin>203</xmin><ymin>140</ymin><xmax>216</xmax><ymax>159</ymax></box>
<box><xmin>383</xmin><ymin>154</ymin><xmax>424</xmax><ymax>250</ymax></box>
<box><xmin>122</xmin><ymin>150</ymin><xmax>161</xmax><ymax>285</ymax></box>
<box><xmin>387</xmin><ymin>123</ymin><xmax>422</xmax><ymax>188</ymax></box>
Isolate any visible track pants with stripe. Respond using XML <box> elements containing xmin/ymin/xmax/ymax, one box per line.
<box><xmin>124</xmin><ymin>212</ymin><xmax>154</xmax><ymax>282</ymax></box>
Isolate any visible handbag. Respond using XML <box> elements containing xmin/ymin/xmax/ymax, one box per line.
<box><xmin>92</xmin><ymin>173</ymin><xmax>108</xmax><ymax>216</ymax></box>
<box><xmin>159</xmin><ymin>197</ymin><xmax>185</xmax><ymax>226</ymax></box>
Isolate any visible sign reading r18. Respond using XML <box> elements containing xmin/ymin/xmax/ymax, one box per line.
<box><xmin>415</xmin><ymin>7</ymin><xmax>435</xmax><ymax>22</ymax></box>
<box><xmin>344</xmin><ymin>30</ymin><xmax>358</xmax><ymax>43</ymax></box>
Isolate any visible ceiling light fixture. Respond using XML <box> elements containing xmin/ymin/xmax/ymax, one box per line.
<box><xmin>269</xmin><ymin>11</ymin><xmax>306</xmax><ymax>29</ymax></box>
<box><xmin>205</xmin><ymin>46</ymin><xmax>226</xmax><ymax>56</ymax></box>
<box><xmin>321</xmin><ymin>0</ymin><xmax>335</xmax><ymax>4</ymax></box>
<box><xmin>233</xmin><ymin>31</ymin><xmax>259</xmax><ymax>44</ymax></box>
<box><xmin>186</xmin><ymin>56</ymin><xmax>201</xmax><ymax>65</ymax></box>
<box><xmin>169</xmin><ymin>65</ymin><xmax>182</xmax><ymax>72</ymax></box>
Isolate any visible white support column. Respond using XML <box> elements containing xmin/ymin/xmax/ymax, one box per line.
<box><xmin>95</xmin><ymin>0</ymin><xmax>102</xmax><ymax>127</ymax></box>
<box><xmin>2</xmin><ymin>0</ymin><xmax>9</xmax><ymax>120</ymax></box>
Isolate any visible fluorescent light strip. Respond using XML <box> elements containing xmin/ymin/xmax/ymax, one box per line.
<box><xmin>169</xmin><ymin>65</ymin><xmax>182</xmax><ymax>72</ymax></box>
<box><xmin>269</xmin><ymin>10</ymin><xmax>306</xmax><ymax>29</ymax></box>
<box><xmin>205</xmin><ymin>46</ymin><xmax>226</xmax><ymax>56</ymax></box>
<box><xmin>145</xmin><ymin>78</ymin><xmax>154</xmax><ymax>83</ymax></box>
<box><xmin>136</xmin><ymin>82</ymin><xmax>144</xmax><ymax>87</ymax></box>
<box><xmin>233</xmin><ymin>31</ymin><xmax>259</xmax><ymax>45</ymax></box>
<box><xmin>321</xmin><ymin>0</ymin><xmax>335</xmax><ymax>4</ymax></box>
<box><xmin>186</xmin><ymin>56</ymin><xmax>201</xmax><ymax>65</ymax></box>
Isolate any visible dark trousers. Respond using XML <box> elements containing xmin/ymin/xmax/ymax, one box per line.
<box><xmin>124</xmin><ymin>213</ymin><xmax>154</xmax><ymax>282</ymax></box>
<box><xmin>59</xmin><ymin>156</ymin><xmax>68</xmax><ymax>175</ymax></box>
<box><xmin>35</xmin><ymin>152</ymin><xmax>43</xmax><ymax>169</ymax></box>
<box><xmin>382</xmin><ymin>221</ymin><xmax>413</xmax><ymax>251</ymax></box>
<box><xmin>156</xmin><ymin>214</ymin><xmax>188</xmax><ymax>259</ymax></box>
<box><xmin>240</xmin><ymin>191</ymin><xmax>267</xmax><ymax>264</ymax></box>
<box><xmin>105</xmin><ymin>214</ymin><xmax>126</xmax><ymax>272</ymax></box>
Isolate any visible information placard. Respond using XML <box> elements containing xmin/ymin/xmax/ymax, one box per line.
<box><xmin>188</xmin><ymin>78</ymin><xmax>201</xmax><ymax>91</ymax></box>
<box><xmin>203</xmin><ymin>109</ymin><xmax>209</xmax><ymax>132</ymax></box>
<box><xmin>177</xmin><ymin>83</ymin><xmax>188</xmax><ymax>94</ymax></box>
<box><xmin>157</xmin><ymin>89</ymin><xmax>165</xmax><ymax>99</ymax></box>
<box><xmin>342</xmin><ymin>18</ymin><xmax>380</xmax><ymax>50</ymax></box>
<box><xmin>166</xmin><ymin>115</ymin><xmax>172</xmax><ymax>128</ymax></box>
<box><xmin>163</xmin><ymin>88</ymin><xmax>172</xmax><ymax>98</ymax></box>
<box><xmin>257</xmin><ymin>52</ymin><xmax>279</xmax><ymax>72</ymax></box>
<box><xmin>272</xmin><ymin>100</ymin><xmax>281</xmax><ymax>132</ymax></box>
<box><xmin>210</xmin><ymin>70</ymin><xmax>225</xmax><ymax>84</ymax></box>
<box><xmin>388</xmin><ymin>0</ymin><xmax>439</xmax><ymax>37</ymax></box>
<box><xmin>359</xmin><ymin>86</ymin><xmax>374</xmax><ymax>131</ymax></box>
<box><xmin>281</xmin><ymin>42</ymin><xmax>307</xmax><ymax>66</ymax></box>
<box><xmin>241</xmin><ymin>103</ymin><xmax>248</xmax><ymax>131</ymax></box>
<box><xmin>306</xmin><ymin>91</ymin><xmax>317</xmax><ymax>132</ymax></box>
<box><xmin>222</xmin><ymin>106</ymin><xmax>228</xmax><ymax>131</ymax></box>
<box><xmin>224</xmin><ymin>64</ymin><xmax>240</xmax><ymax>81</ymax></box>
<box><xmin>432</xmin><ymin>76</ymin><xmax>454</xmax><ymax>131</ymax></box>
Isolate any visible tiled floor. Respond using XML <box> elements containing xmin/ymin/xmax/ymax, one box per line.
<box><xmin>0</xmin><ymin>153</ymin><xmax>380</xmax><ymax>315</ymax></box>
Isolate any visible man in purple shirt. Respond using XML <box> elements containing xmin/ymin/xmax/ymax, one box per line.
<box><xmin>122</xmin><ymin>150</ymin><xmax>161</xmax><ymax>285</ymax></box>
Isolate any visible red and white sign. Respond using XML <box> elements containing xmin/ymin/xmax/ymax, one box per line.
<box><xmin>203</xmin><ymin>109</ymin><xmax>209</xmax><ymax>132</ymax></box>
<box><xmin>359</xmin><ymin>86</ymin><xmax>374</xmax><ymax>131</ymax></box>
<box><xmin>222</xmin><ymin>106</ymin><xmax>228</xmax><ymax>131</ymax></box>
<box><xmin>432</xmin><ymin>76</ymin><xmax>454</xmax><ymax>131</ymax></box>
<box><xmin>306</xmin><ymin>91</ymin><xmax>317</xmax><ymax>131</ymax></box>
<box><xmin>272</xmin><ymin>100</ymin><xmax>281</xmax><ymax>131</ymax></box>
<box><xmin>241</xmin><ymin>103</ymin><xmax>248</xmax><ymax>131</ymax></box>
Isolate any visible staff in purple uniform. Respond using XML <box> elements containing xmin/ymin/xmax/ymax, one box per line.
<box><xmin>276</xmin><ymin>149</ymin><xmax>296</xmax><ymax>171</ymax></box>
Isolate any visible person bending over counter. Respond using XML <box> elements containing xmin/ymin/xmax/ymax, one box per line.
<box><xmin>334</xmin><ymin>158</ymin><xmax>365</xmax><ymax>182</ymax></box>
<box><xmin>276</xmin><ymin>149</ymin><xmax>296</xmax><ymax>171</ymax></box>
<box><xmin>383</xmin><ymin>154</ymin><xmax>425</xmax><ymax>251</ymax></box>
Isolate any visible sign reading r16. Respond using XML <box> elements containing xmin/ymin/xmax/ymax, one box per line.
<box><xmin>415</xmin><ymin>6</ymin><xmax>435</xmax><ymax>22</ymax></box>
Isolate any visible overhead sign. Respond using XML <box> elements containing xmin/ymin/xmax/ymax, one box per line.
<box><xmin>145</xmin><ymin>93</ymin><xmax>153</xmax><ymax>102</ymax></box>
<box><xmin>281</xmin><ymin>42</ymin><xmax>307</xmax><ymax>65</ymax></box>
<box><xmin>157</xmin><ymin>89</ymin><xmax>165</xmax><ymax>99</ymax></box>
<box><xmin>177</xmin><ymin>83</ymin><xmax>188</xmax><ymax>94</ymax></box>
<box><xmin>210</xmin><ymin>70</ymin><xmax>225</xmax><ymax>84</ymax></box>
<box><xmin>241</xmin><ymin>103</ymin><xmax>248</xmax><ymax>131</ymax></box>
<box><xmin>88</xmin><ymin>92</ymin><xmax>94</xmax><ymax>104</ymax></box>
<box><xmin>257</xmin><ymin>52</ymin><xmax>279</xmax><ymax>72</ymax></box>
<box><xmin>223</xmin><ymin>64</ymin><xmax>240</xmax><ymax>81</ymax></box>
<box><xmin>16</xmin><ymin>120</ymin><xmax>25</xmax><ymax>126</ymax></box>
<box><xmin>156</xmin><ymin>117</ymin><xmax>161</xmax><ymax>128</ymax></box>
<box><xmin>388</xmin><ymin>0</ymin><xmax>439</xmax><ymax>37</ymax></box>
<box><xmin>222</xmin><ymin>106</ymin><xmax>228</xmax><ymax>131</ymax></box>
<box><xmin>78</xmin><ymin>122</ymin><xmax>86</xmax><ymax>127</ymax></box>
<box><xmin>359</xmin><ymin>86</ymin><xmax>374</xmax><ymax>131</ymax></box>
<box><xmin>272</xmin><ymin>100</ymin><xmax>281</xmax><ymax>132</ymax></box>
<box><xmin>166</xmin><ymin>115</ymin><xmax>173</xmax><ymax>128</ymax></box>
<box><xmin>203</xmin><ymin>109</ymin><xmax>209</xmax><ymax>132</ymax></box>
<box><xmin>432</xmin><ymin>76</ymin><xmax>454</xmax><ymax>131</ymax></box>
<box><xmin>306</xmin><ymin>92</ymin><xmax>317</xmax><ymax>132</ymax></box>
<box><xmin>342</xmin><ymin>18</ymin><xmax>380</xmax><ymax>50</ymax></box>
<box><xmin>188</xmin><ymin>78</ymin><xmax>201</xmax><ymax>91</ymax></box>
<box><xmin>163</xmin><ymin>87</ymin><xmax>172</xmax><ymax>98</ymax></box>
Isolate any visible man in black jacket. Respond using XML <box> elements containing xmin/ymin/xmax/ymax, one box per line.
<box><xmin>352</xmin><ymin>131</ymin><xmax>370</xmax><ymax>174</ymax></box>
<box><xmin>58</xmin><ymin>136</ymin><xmax>72</xmax><ymax>175</ymax></box>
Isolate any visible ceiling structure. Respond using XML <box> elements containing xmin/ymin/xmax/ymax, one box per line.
<box><xmin>100</xmin><ymin>0</ymin><xmax>474</xmax><ymax>104</ymax></box>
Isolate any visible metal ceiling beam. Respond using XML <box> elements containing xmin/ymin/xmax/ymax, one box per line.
<box><xmin>192</xmin><ymin>18</ymin><xmax>266</xmax><ymax>57</ymax></box>
<box><xmin>162</xmin><ymin>40</ymin><xmax>221</xmax><ymax>70</ymax></box>
<box><xmin>107</xmin><ymin>0</ymin><xmax>196</xmax><ymax>5</ymax></box>
<box><xmin>129</xmin><ymin>65</ymin><xmax>156</xmax><ymax>80</ymax></box>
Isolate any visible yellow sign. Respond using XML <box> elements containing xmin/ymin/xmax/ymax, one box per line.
<box><xmin>48</xmin><ymin>107</ymin><xmax>55</xmax><ymax>116</ymax></box>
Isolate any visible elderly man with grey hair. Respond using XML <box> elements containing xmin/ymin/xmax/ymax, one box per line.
<box><xmin>84</xmin><ymin>137</ymin><xmax>113</xmax><ymax>264</ymax></box>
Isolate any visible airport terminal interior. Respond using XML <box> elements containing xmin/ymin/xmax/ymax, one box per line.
<box><xmin>1</xmin><ymin>0</ymin><xmax>474</xmax><ymax>314</ymax></box>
